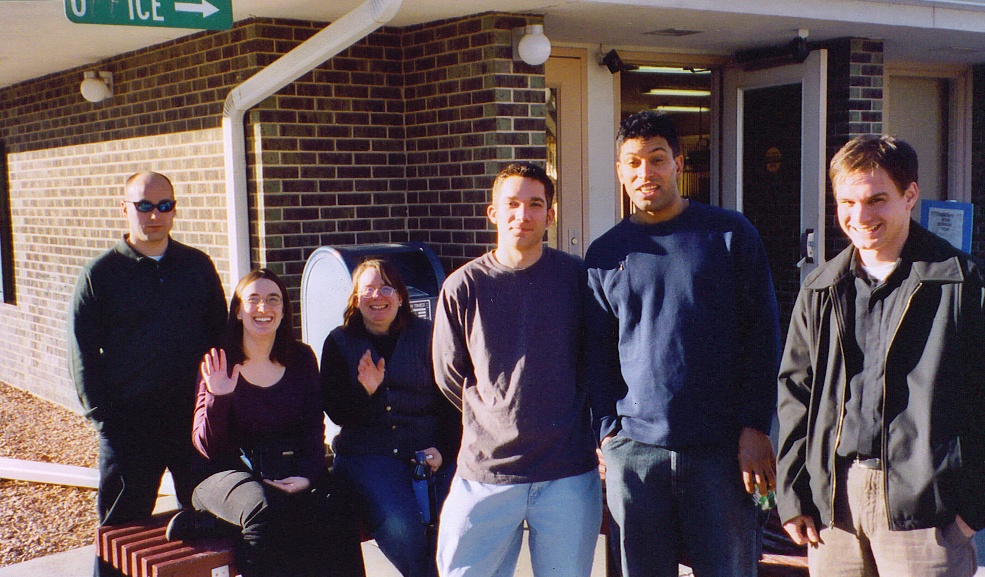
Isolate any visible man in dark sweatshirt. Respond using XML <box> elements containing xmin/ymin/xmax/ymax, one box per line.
<box><xmin>585</xmin><ymin>111</ymin><xmax>781</xmax><ymax>577</ymax></box>
<box><xmin>432</xmin><ymin>162</ymin><xmax>601</xmax><ymax>577</ymax></box>
<box><xmin>68</xmin><ymin>171</ymin><xmax>227</xmax><ymax>577</ymax></box>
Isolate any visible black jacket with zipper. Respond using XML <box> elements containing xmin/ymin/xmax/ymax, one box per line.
<box><xmin>777</xmin><ymin>222</ymin><xmax>985</xmax><ymax>531</ymax></box>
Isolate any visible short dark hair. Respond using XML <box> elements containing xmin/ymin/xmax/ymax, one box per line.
<box><xmin>342</xmin><ymin>258</ymin><xmax>414</xmax><ymax>336</ymax></box>
<box><xmin>224</xmin><ymin>268</ymin><xmax>298</xmax><ymax>366</ymax></box>
<box><xmin>616</xmin><ymin>110</ymin><xmax>681</xmax><ymax>156</ymax></box>
<box><xmin>829</xmin><ymin>134</ymin><xmax>918</xmax><ymax>195</ymax></box>
<box><xmin>491</xmin><ymin>162</ymin><xmax>556</xmax><ymax>206</ymax></box>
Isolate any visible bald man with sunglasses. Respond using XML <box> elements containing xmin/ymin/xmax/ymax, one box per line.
<box><xmin>68</xmin><ymin>171</ymin><xmax>227</xmax><ymax>577</ymax></box>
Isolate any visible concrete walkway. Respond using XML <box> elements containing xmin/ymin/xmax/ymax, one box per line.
<box><xmin>0</xmin><ymin>459</ymin><xmax>614</xmax><ymax>577</ymax></box>
<box><xmin>0</xmin><ymin>533</ymin><xmax>610</xmax><ymax>577</ymax></box>
<box><xmin>0</xmin><ymin>541</ymin><xmax>407</xmax><ymax>577</ymax></box>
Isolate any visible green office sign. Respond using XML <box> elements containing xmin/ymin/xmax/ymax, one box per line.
<box><xmin>65</xmin><ymin>0</ymin><xmax>233</xmax><ymax>30</ymax></box>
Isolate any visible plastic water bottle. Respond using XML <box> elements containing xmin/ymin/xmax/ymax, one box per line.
<box><xmin>752</xmin><ymin>487</ymin><xmax>776</xmax><ymax>511</ymax></box>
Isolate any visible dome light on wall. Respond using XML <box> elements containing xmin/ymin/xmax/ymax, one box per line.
<box><xmin>81</xmin><ymin>71</ymin><xmax>113</xmax><ymax>103</ymax></box>
<box><xmin>513</xmin><ymin>24</ymin><xmax>552</xmax><ymax>66</ymax></box>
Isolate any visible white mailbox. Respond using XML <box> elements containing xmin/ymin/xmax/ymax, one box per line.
<box><xmin>300</xmin><ymin>242</ymin><xmax>445</xmax><ymax>365</ymax></box>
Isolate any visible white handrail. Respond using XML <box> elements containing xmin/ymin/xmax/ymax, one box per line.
<box><xmin>0</xmin><ymin>456</ymin><xmax>174</xmax><ymax>495</ymax></box>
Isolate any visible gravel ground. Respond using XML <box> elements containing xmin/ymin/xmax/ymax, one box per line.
<box><xmin>0</xmin><ymin>380</ymin><xmax>99</xmax><ymax>568</ymax></box>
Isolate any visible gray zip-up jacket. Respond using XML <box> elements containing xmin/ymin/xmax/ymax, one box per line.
<box><xmin>777</xmin><ymin>223</ymin><xmax>985</xmax><ymax>531</ymax></box>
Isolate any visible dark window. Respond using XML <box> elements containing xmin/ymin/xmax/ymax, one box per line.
<box><xmin>0</xmin><ymin>142</ymin><xmax>15</xmax><ymax>304</ymax></box>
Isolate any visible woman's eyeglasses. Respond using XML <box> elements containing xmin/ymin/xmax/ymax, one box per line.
<box><xmin>244</xmin><ymin>295</ymin><xmax>283</xmax><ymax>308</ymax></box>
<box><xmin>129</xmin><ymin>199</ymin><xmax>177</xmax><ymax>213</ymax></box>
<box><xmin>360</xmin><ymin>286</ymin><xmax>396</xmax><ymax>298</ymax></box>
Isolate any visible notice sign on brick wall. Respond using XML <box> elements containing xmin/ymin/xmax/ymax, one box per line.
<box><xmin>921</xmin><ymin>200</ymin><xmax>974</xmax><ymax>253</ymax></box>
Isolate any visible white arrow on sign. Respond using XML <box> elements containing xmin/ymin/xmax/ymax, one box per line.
<box><xmin>174</xmin><ymin>0</ymin><xmax>220</xmax><ymax>18</ymax></box>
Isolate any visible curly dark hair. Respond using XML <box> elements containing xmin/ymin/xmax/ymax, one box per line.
<box><xmin>616</xmin><ymin>110</ymin><xmax>680</xmax><ymax>156</ymax></box>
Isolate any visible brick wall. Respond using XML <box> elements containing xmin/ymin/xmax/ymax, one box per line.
<box><xmin>238</xmin><ymin>21</ymin><xmax>409</xmax><ymax>308</ymax></box>
<box><xmin>0</xmin><ymin>21</ymin><xmax>262</xmax><ymax>408</ymax></box>
<box><xmin>402</xmin><ymin>14</ymin><xmax>547</xmax><ymax>271</ymax></box>
<box><xmin>243</xmin><ymin>13</ymin><xmax>548</xmax><ymax>295</ymax></box>
<box><xmin>2</xmin><ymin>130</ymin><xmax>227</xmax><ymax>410</ymax></box>
<box><xmin>0</xmin><ymin>13</ymin><xmax>547</xmax><ymax>407</ymax></box>
<box><xmin>0</xmin><ymin>21</ymin><xmax>270</xmax><ymax>153</ymax></box>
<box><xmin>822</xmin><ymin>38</ymin><xmax>885</xmax><ymax>260</ymax></box>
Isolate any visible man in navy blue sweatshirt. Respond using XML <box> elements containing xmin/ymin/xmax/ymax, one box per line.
<box><xmin>585</xmin><ymin>110</ymin><xmax>781</xmax><ymax>577</ymax></box>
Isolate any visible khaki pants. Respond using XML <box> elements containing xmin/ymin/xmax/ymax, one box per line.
<box><xmin>808</xmin><ymin>463</ymin><xmax>977</xmax><ymax>577</ymax></box>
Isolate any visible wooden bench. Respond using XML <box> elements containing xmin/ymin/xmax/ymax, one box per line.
<box><xmin>96</xmin><ymin>514</ymin><xmax>238</xmax><ymax>577</ymax></box>
<box><xmin>759</xmin><ymin>553</ymin><xmax>809</xmax><ymax>577</ymax></box>
<box><xmin>96</xmin><ymin>511</ymin><xmax>372</xmax><ymax>577</ymax></box>
<box><xmin>100</xmin><ymin>514</ymin><xmax>806</xmax><ymax>577</ymax></box>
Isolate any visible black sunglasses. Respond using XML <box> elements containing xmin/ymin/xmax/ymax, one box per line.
<box><xmin>128</xmin><ymin>199</ymin><xmax>176</xmax><ymax>213</ymax></box>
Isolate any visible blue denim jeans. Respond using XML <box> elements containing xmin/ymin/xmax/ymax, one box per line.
<box><xmin>333</xmin><ymin>453</ymin><xmax>453</xmax><ymax>577</ymax></box>
<box><xmin>602</xmin><ymin>435</ymin><xmax>759</xmax><ymax>577</ymax></box>
<box><xmin>436</xmin><ymin>469</ymin><xmax>603</xmax><ymax>577</ymax></box>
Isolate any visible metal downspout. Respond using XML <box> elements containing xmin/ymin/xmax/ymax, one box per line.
<box><xmin>222</xmin><ymin>0</ymin><xmax>402</xmax><ymax>281</ymax></box>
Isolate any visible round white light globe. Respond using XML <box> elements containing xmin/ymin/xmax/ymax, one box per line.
<box><xmin>517</xmin><ymin>24</ymin><xmax>551</xmax><ymax>66</ymax></box>
<box><xmin>80</xmin><ymin>75</ymin><xmax>111</xmax><ymax>103</ymax></box>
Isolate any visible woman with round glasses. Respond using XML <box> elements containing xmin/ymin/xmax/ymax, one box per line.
<box><xmin>322</xmin><ymin>258</ymin><xmax>461</xmax><ymax>577</ymax></box>
<box><xmin>166</xmin><ymin>268</ymin><xmax>355</xmax><ymax>576</ymax></box>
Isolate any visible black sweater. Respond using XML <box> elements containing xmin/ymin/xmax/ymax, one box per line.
<box><xmin>321</xmin><ymin>315</ymin><xmax>461</xmax><ymax>464</ymax></box>
<box><xmin>68</xmin><ymin>236</ymin><xmax>227</xmax><ymax>427</ymax></box>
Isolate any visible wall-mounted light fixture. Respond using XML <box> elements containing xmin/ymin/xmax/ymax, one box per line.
<box><xmin>789</xmin><ymin>28</ymin><xmax>811</xmax><ymax>63</ymax></box>
<box><xmin>512</xmin><ymin>24</ymin><xmax>552</xmax><ymax>66</ymax></box>
<box><xmin>80</xmin><ymin>71</ymin><xmax>113</xmax><ymax>103</ymax></box>
<box><xmin>600</xmin><ymin>49</ymin><xmax>637</xmax><ymax>74</ymax></box>
<box><xmin>736</xmin><ymin>28</ymin><xmax>812</xmax><ymax>66</ymax></box>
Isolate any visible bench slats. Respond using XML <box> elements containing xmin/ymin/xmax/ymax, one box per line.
<box><xmin>96</xmin><ymin>514</ymin><xmax>238</xmax><ymax>577</ymax></box>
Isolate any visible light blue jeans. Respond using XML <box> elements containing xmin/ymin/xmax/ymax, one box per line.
<box><xmin>602</xmin><ymin>435</ymin><xmax>759</xmax><ymax>577</ymax></box>
<box><xmin>436</xmin><ymin>469</ymin><xmax>603</xmax><ymax>577</ymax></box>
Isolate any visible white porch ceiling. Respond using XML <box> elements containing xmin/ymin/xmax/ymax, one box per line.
<box><xmin>2</xmin><ymin>0</ymin><xmax>985</xmax><ymax>89</ymax></box>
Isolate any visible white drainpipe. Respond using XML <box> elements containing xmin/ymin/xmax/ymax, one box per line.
<box><xmin>222</xmin><ymin>0</ymin><xmax>402</xmax><ymax>282</ymax></box>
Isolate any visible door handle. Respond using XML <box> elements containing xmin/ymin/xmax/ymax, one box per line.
<box><xmin>798</xmin><ymin>229</ymin><xmax>815</xmax><ymax>267</ymax></box>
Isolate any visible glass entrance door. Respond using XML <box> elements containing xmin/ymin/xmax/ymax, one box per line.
<box><xmin>722</xmin><ymin>50</ymin><xmax>827</xmax><ymax>328</ymax></box>
<box><xmin>545</xmin><ymin>54</ymin><xmax>586</xmax><ymax>257</ymax></box>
